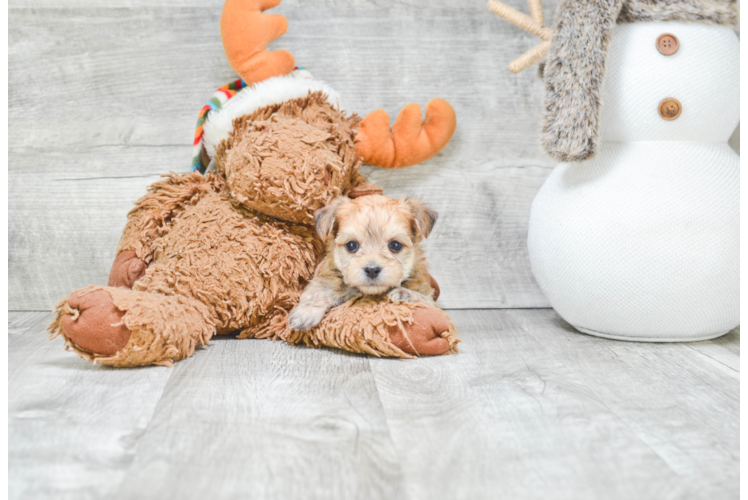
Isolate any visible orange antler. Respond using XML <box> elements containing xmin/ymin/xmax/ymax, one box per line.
<box><xmin>355</xmin><ymin>99</ymin><xmax>456</xmax><ymax>169</ymax></box>
<box><xmin>221</xmin><ymin>0</ymin><xmax>295</xmax><ymax>85</ymax></box>
<box><xmin>487</xmin><ymin>0</ymin><xmax>552</xmax><ymax>74</ymax></box>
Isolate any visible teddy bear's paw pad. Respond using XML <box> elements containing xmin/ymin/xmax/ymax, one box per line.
<box><xmin>388</xmin><ymin>308</ymin><xmax>452</xmax><ymax>356</ymax></box>
<box><xmin>60</xmin><ymin>289</ymin><xmax>132</xmax><ymax>356</ymax></box>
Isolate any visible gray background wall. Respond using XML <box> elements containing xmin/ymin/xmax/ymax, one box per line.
<box><xmin>8</xmin><ymin>0</ymin><xmax>739</xmax><ymax>311</ymax></box>
<box><xmin>8</xmin><ymin>0</ymin><xmax>748</xmax><ymax>317</ymax></box>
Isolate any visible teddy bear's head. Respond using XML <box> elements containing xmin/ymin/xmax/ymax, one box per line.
<box><xmin>213</xmin><ymin>92</ymin><xmax>362</xmax><ymax>225</ymax></box>
<box><xmin>198</xmin><ymin>0</ymin><xmax>456</xmax><ymax>222</ymax></box>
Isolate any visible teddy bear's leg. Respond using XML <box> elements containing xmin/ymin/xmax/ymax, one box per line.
<box><xmin>236</xmin><ymin>306</ymin><xmax>289</xmax><ymax>341</ymax></box>
<box><xmin>49</xmin><ymin>286</ymin><xmax>215</xmax><ymax>367</ymax></box>
<box><xmin>103</xmin><ymin>172</ymin><xmax>221</xmax><ymax>291</ymax></box>
<box><xmin>283</xmin><ymin>299</ymin><xmax>459</xmax><ymax>358</ymax></box>
<box><xmin>387</xmin><ymin>307</ymin><xmax>452</xmax><ymax>356</ymax></box>
<box><xmin>57</xmin><ymin>288</ymin><xmax>132</xmax><ymax>356</ymax></box>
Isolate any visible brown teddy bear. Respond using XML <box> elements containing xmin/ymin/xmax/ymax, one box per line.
<box><xmin>47</xmin><ymin>0</ymin><xmax>460</xmax><ymax>367</ymax></box>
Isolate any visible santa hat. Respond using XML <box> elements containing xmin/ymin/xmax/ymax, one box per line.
<box><xmin>191</xmin><ymin>68</ymin><xmax>340</xmax><ymax>173</ymax></box>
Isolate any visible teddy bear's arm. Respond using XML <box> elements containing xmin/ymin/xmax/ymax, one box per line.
<box><xmin>109</xmin><ymin>172</ymin><xmax>219</xmax><ymax>289</ymax></box>
<box><xmin>116</xmin><ymin>172</ymin><xmax>220</xmax><ymax>264</ymax></box>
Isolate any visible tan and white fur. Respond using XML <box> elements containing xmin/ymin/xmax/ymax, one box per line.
<box><xmin>289</xmin><ymin>194</ymin><xmax>437</xmax><ymax>332</ymax></box>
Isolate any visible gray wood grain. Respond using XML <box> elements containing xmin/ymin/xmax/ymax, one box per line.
<box><xmin>9</xmin><ymin>2</ymin><xmax>561</xmax><ymax>311</ymax></box>
<box><xmin>9</xmin><ymin>147</ymin><xmax>175</xmax><ymax>310</ymax></box>
<box><xmin>112</xmin><ymin>335</ymin><xmax>403</xmax><ymax>500</ymax></box>
<box><xmin>9</xmin><ymin>2</ymin><xmax>558</xmax><ymax>157</ymax></box>
<box><xmin>506</xmin><ymin>310</ymin><xmax>739</xmax><ymax>500</ymax></box>
<box><xmin>685</xmin><ymin>327</ymin><xmax>739</xmax><ymax>373</ymax></box>
<box><xmin>9</xmin><ymin>309</ymin><xmax>739</xmax><ymax>499</ymax></box>
<box><xmin>8</xmin><ymin>312</ymin><xmax>176</xmax><ymax>500</ymax></box>
<box><xmin>369</xmin><ymin>309</ymin><xmax>739</xmax><ymax>500</ymax></box>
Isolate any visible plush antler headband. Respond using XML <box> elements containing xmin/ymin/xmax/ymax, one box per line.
<box><xmin>207</xmin><ymin>0</ymin><xmax>456</xmax><ymax>170</ymax></box>
<box><xmin>489</xmin><ymin>0</ymin><xmax>738</xmax><ymax>161</ymax></box>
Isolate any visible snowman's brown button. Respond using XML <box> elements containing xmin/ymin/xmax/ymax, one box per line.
<box><xmin>658</xmin><ymin>98</ymin><xmax>682</xmax><ymax>120</ymax></box>
<box><xmin>656</xmin><ymin>34</ymin><xmax>679</xmax><ymax>55</ymax></box>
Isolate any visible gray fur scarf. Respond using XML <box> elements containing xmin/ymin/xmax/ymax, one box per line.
<box><xmin>541</xmin><ymin>0</ymin><xmax>738</xmax><ymax>162</ymax></box>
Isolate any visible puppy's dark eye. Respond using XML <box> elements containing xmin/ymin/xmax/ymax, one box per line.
<box><xmin>345</xmin><ymin>241</ymin><xmax>359</xmax><ymax>253</ymax></box>
<box><xmin>388</xmin><ymin>241</ymin><xmax>403</xmax><ymax>253</ymax></box>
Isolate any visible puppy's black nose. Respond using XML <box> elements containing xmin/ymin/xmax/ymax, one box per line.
<box><xmin>364</xmin><ymin>265</ymin><xmax>382</xmax><ymax>279</ymax></box>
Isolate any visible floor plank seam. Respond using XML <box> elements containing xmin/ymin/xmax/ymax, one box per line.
<box><xmin>364</xmin><ymin>358</ymin><xmax>405</xmax><ymax>476</ymax></box>
<box><xmin>441</xmin><ymin>306</ymin><xmax>555</xmax><ymax>312</ymax></box>
<box><xmin>105</xmin><ymin>365</ymin><xmax>180</xmax><ymax>495</ymax></box>
<box><xmin>684</xmin><ymin>345</ymin><xmax>739</xmax><ymax>376</ymax></box>
<box><xmin>9</xmin><ymin>144</ymin><xmax>188</xmax><ymax>151</ymax></box>
<box><xmin>55</xmin><ymin>175</ymin><xmax>163</xmax><ymax>182</ymax></box>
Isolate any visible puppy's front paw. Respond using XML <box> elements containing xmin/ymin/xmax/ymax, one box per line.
<box><xmin>387</xmin><ymin>287</ymin><xmax>429</xmax><ymax>304</ymax></box>
<box><xmin>288</xmin><ymin>304</ymin><xmax>327</xmax><ymax>332</ymax></box>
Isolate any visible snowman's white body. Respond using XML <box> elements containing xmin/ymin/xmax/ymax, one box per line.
<box><xmin>528</xmin><ymin>23</ymin><xmax>739</xmax><ymax>341</ymax></box>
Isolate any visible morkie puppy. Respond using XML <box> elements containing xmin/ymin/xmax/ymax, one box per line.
<box><xmin>288</xmin><ymin>194</ymin><xmax>438</xmax><ymax>331</ymax></box>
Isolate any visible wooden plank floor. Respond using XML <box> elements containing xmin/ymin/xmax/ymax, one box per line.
<box><xmin>9</xmin><ymin>310</ymin><xmax>739</xmax><ymax>500</ymax></box>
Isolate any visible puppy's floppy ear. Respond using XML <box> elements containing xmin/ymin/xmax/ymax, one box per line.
<box><xmin>314</xmin><ymin>196</ymin><xmax>349</xmax><ymax>241</ymax></box>
<box><xmin>404</xmin><ymin>197</ymin><xmax>438</xmax><ymax>239</ymax></box>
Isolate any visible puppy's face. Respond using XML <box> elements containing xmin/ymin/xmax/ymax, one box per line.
<box><xmin>315</xmin><ymin>195</ymin><xmax>437</xmax><ymax>295</ymax></box>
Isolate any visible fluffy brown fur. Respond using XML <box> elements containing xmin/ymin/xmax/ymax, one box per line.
<box><xmin>134</xmin><ymin>189</ymin><xmax>321</xmax><ymax>335</ymax></box>
<box><xmin>49</xmin><ymin>93</ymin><xmax>459</xmax><ymax>367</ymax></box>
<box><xmin>319</xmin><ymin>195</ymin><xmax>435</xmax><ymax>297</ymax></box>
<box><xmin>214</xmin><ymin>92</ymin><xmax>365</xmax><ymax>224</ymax></box>
<box><xmin>288</xmin><ymin>195</ymin><xmax>436</xmax><ymax>332</ymax></box>
<box><xmin>283</xmin><ymin>297</ymin><xmax>460</xmax><ymax>358</ymax></box>
<box><xmin>117</xmin><ymin>171</ymin><xmax>222</xmax><ymax>263</ymax></box>
<box><xmin>541</xmin><ymin>0</ymin><xmax>738</xmax><ymax>162</ymax></box>
<box><xmin>49</xmin><ymin>285</ymin><xmax>214</xmax><ymax>367</ymax></box>
<box><xmin>113</xmin><ymin>167</ymin><xmax>323</xmax><ymax>338</ymax></box>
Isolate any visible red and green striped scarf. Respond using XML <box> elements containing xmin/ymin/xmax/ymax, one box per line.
<box><xmin>191</xmin><ymin>78</ymin><xmax>246</xmax><ymax>174</ymax></box>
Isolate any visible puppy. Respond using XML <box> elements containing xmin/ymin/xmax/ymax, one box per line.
<box><xmin>288</xmin><ymin>194</ymin><xmax>438</xmax><ymax>331</ymax></box>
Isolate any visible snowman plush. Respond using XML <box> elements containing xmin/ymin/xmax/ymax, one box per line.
<box><xmin>489</xmin><ymin>0</ymin><xmax>739</xmax><ymax>341</ymax></box>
